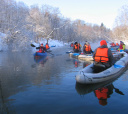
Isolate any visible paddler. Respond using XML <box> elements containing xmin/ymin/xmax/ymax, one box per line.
<box><xmin>93</xmin><ymin>40</ymin><xmax>114</xmax><ymax>73</ymax></box>
<box><xmin>36</xmin><ymin>43</ymin><xmax>46</xmax><ymax>53</ymax></box>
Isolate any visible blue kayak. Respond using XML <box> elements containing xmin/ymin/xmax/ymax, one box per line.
<box><xmin>34</xmin><ymin>52</ymin><xmax>47</xmax><ymax>56</ymax></box>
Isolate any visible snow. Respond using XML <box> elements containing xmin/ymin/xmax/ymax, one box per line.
<box><xmin>0</xmin><ymin>32</ymin><xmax>128</xmax><ymax>52</ymax></box>
<box><xmin>90</xmin><ymin>41</ymin><xmax>111</xmax><ymax>51</ymax></box>
<box><xmin>40</xmin><ymin>39</ymin><xmax>66</xmax><ymax>47</ymax></box>
<box><xmin>0</xmin><ymin>32</ymin><xmax>6</xmax><ymax>37</ymax></box>
<box><xmin>0</xmin><ymin>32</ymin><xmax>6</xmax><ymax>50</ymax></box>
<box><xmin>32</xmin><ymin>39</ymin><xmax>67</xmax><ymax>48</ymax></box>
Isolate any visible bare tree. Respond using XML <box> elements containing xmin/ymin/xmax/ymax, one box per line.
<box><xmin>112</xmin><ymin>5</ymin><xmax>128</xmax><ymax>42</ymax></box>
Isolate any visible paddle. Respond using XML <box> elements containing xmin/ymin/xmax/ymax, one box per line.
<box><xmin>46</xmin><ymin>51</ymin><xmax>54</xmax><ymax>56</ymax></box>
<box><xmin>114</xmin><ymin>87</ymin><xmax>124</xmax><ymax>95</ymax></box>
<box><xmin>31</xmin><ymin>44</ymin><xmax>36</xmax><ymax>47</ymax></box>
<box><xmin>30</xmin><ymin>44</ymin><xmax>54</xmax><ymax>56</ymax></box>
<box><xmin>114</xmin><ymin>64</ymin><xmax>124</xmax><ymax>68</ymax></box>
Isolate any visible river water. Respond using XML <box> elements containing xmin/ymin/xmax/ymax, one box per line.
<box><xmin>0</xmin><ymin>46</ymin><xmax>128</xmax><ymax>114</ymax></box>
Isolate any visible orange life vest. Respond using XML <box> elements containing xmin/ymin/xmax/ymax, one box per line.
<box><xmin>84</xmin><ymin>44</ymin><xmax>91</xmax><ymax>51</ymax></box>
<box><xmin>94</xmin><ymin>48</ymin><xmax>109</xmax><ymax>63</ymax></box>
<box><xmin>71</xmin><ymin>43</ymin><xmax>74</xmax><ymax>47</ymax></box>
<box><xmin>45</xmin><ymin>44</ymin><xmax>49</xmax><ymax>49</ymax></box>
<box><xmin>74</xmin><ymin>44</ymin><xmax>79</xmax><ymax>50</ymax></box>
<box><xmin>95</xmin><ymin>88</ymin><xmax>108</xmax><ymax>99</ymax></box>
<box><xmin>116</xmin><ymin>43</ymin><xmax>119</xmax><ymax>46</ymax></box>
<box><xmin>112</xmin><ymin>43</ymin><xmax>116</xmax><ymax>46</ymax></box>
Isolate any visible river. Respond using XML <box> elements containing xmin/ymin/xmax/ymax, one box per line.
<box><xmin>0</xmin><ymin>46</ymin><xmax>128</xmax><ymax>114</ymax></box>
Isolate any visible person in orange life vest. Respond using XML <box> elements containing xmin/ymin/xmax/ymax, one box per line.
<box><xmin>70</xmin><ymin>43</ymin><xmax>74</xmax><ymax>47</ymax></box>
<box><xmin>112</xmin><ymin>43</ymin><xmax>116</xmax><ymax>47</ymax></box>
<box><xmin>83</xmin><ymin>42</ymin><xmax>93</xmax><ymax>54</ymax></box>
<box><xmin>45</xmin><ymin>43</ymin><xmax>50</xmax><ymax>50</ymax></box>
<box><xmin>36</xmin><ymin>43</ymin><xmax>46</xmax><ymax>53</ymax></box>
<box><xmin>110</xmin><ymin>42</ymin><xmax>116</xmax><ymax>47</ymax></box>
<box><xmin>93</xmin><ymin>40</ymin><xmax>114</xmax><ymax>73</ymax></box>
<box><xmin>78</xmin><ymin>43</ymin><xmax>82</xmax><ymax>51</ymax></box>
<box><xmin>94</xmin><ymin>84</ymin><xmax>114</xmax><ymax>106</ymax></box>
<box><xmin>118</xmin><ymin>41</ymin><xmax>125</xmax><ymax>51</ymax></box>
<box><xmin>116</xmin><ymin>43</ymin><xmax>119</xmax><ymax>46</ymax></box>
<box><xmin>73</xmin><ymin>42</ymin><xmax>80</xmax><ymax>53</ymax></box>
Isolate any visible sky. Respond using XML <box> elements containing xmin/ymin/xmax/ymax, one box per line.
<box><xmin>15</xmin><ymin>0</ymin><xmax>128</xmax><ymax>29</ymax></box>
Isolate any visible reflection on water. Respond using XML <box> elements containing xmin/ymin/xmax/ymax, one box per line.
<box><xmin>73</xmin><ymin>59</ymin><xmax>80</xmax><ymax>67</ymax></box>
<box><xmin>83</xmin><ymin>61</ymin><xmax>93</xmax><ymax>68</ymax></box>
<box><xmin>33</xmin><ymin>55</ymin><xmax>49</xmax><ymax>67</ymax></box>
<box><xmin>75</xmin><ymin>79</ymin><xmax>124</xmax><ymax>106</ymax></box>
<box><xmin>34</xmin><ymin>55</ymin><xmax>48</xmax><ymax>64</ymax></box>
<box><xmin>94</xmin><ymin>84</ymin><xmax>114</xmax><ymax>106</ymax></box>
<box><xmin>71</xmin><ymin>59</ymin><xmax>92</xmax><ymax>68</ymax></box>
<box><xmin>122</xmin><ymin>70</ymin><xmax>128</xmax><ymax>81</ymax></box>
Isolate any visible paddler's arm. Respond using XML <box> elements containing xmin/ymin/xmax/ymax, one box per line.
<box><xmin>36</xmin><ymin>47</ymin><xmax>40</xmax><ymax>49</ymax></box>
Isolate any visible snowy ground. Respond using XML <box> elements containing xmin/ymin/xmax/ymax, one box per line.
<box><xmin>32</xmin><ymin>39</ymin><xmax>66</xmax><ymax>48</ymax></box>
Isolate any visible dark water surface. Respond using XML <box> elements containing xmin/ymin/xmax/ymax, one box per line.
<box><xmin>0</xmin><ymin>46</ymin><xmax>128</xmax><ymax>114</ymax></box>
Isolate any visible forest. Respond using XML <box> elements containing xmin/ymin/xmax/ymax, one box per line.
<box><xmin>0</xmin><ymin>0</ymin><xmax>128</xmax><ymax>51</ymax></box>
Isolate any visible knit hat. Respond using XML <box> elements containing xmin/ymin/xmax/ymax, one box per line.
<box><xmin>100</xmin><ymin>40</ymin><xmax>107</xmax><ymax>46</ymax></box>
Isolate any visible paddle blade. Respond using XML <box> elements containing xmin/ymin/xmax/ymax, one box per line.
<box><xmin>114</xmin><ymin>64</ymin><xmax>124</xmax><ymax>68</ymax></box>
<box><xmin>31</xmin><ymin>44</ymin><xmax>36</xmax><ymax>47</ymax></box>
<box><xmin>114</xmin><ymin>88</ymin><xmax>124</xmax><ymax>95</ymax></box>
<box><xmin>47</xmin><ymin>52</ymin><xmax>54</xmax><ymax>56</ymax></box>
<box><xmin>73</xmin><ymin>53</ymin><xmax>80</xmax><ymax>56</ymax></box>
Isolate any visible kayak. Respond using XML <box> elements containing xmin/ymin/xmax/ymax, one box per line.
<box><xmin>78</xmin><ymin>54</ymin><xmax>93</xmax><ymax>61</ymax></box>
<box><xmin>34</xmin><ymin>52</ymin><xmax>47</xmax><ymax>63</ymax></box>
<box><xmin>76</xmin><ymin>52</ymin><xmax>128</xmax><ymax>84</ymax></box>
<box><xmin>66</xmin><ymin>50</ymin><xmax>73</xmax><ymax>54</ymax></box>
<box><xmin>34</xmin><ymin>52</ymin><xmax>47</xmax><ymax>56</ymax></box>
<box><xmin>110</xmin><ymin>46</ymin><xmax>119</xmax><ymax>51</ymax></box>
<box><xmin>69</xmin><ymin>53</ymin><xmax>80</xmax><ymax>58</ymax></box>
